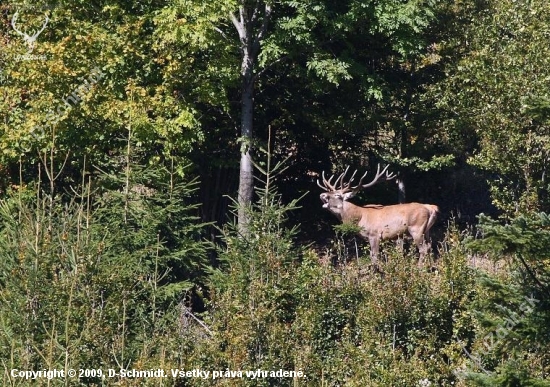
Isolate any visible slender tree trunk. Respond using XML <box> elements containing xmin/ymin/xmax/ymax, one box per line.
<box><xmin>230</xmin><ymin>3</ymin><xmax>271</xmax><ymax>235</ymax></box>
<box><xmin>237</xmin><ymin>70</ymin><xmax>255</xmax><ymax>232</ymax></box>
<box><xmin>397</xmin><ymin>124</ymin><xmax>407</xmax><ymax>204</ymax></box>
<box><xmin>397</xmin><ymin>171</ymin><xmax>406</xmax><ymax>204</ymax></box>
<box><xmin>398</xmin><ymin>68</ymin><xmax>414</xmax><ymax>204</ymax></box>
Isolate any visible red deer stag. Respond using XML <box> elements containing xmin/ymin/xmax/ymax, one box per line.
<box><xmin>318</xmin><ymin>165</ymin><xmax>439</xmax><ymax>266</ymax></box>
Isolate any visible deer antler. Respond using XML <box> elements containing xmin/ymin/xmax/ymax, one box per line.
<box><xmin>317</xmin><ymin>164</ymin><xmax>395</xmax><ymax>196</ymax></box>
<box><xmin>317</xmin><ymin>166</ymin><xmax>353</xmax><ymax>192</ymax></box>
<box><xmin>349</xmin><ymin>164</ymin><xmax>396</xmax><ymax>196</ymax></box>
<box><xmin>11</xmin><ymin>12</ymin><xmax>49</xmax><ymax>52</ymax></box>
<box><xmin>317</xmin><ymin>170</ymin><xmax>337</xmax><ymax>192</ymax></box>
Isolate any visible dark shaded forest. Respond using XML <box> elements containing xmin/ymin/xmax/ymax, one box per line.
<box><xmin>1</xmin><ymin>0</ymin><xmax>549</xmax><ymax>385</ymax></box>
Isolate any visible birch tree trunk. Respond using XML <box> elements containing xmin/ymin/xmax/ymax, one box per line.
<box><xmin>237</xmin><ymin>64</ymin><xmax>255</xmax><ymax>232</ymax></box>
<box><xmin>230</xmin><ymin>2</ymin><xmax>271</xmax><ymax>234</ymax></box>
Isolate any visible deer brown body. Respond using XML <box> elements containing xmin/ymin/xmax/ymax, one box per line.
<box><xmin>318</xmin><ymin>165</ymin><xmax>439</xmax><ymax>266</ymax></box>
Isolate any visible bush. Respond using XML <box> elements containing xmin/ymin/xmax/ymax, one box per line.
<box><xmin>457</xmin><ymin>213</ymin><xmax>550</xmax><ymax>386</ymax></box>
<box><xmin>0</xmin><ymin>162</ymin><xmax>210</xmax><ymax>386</ymax></box>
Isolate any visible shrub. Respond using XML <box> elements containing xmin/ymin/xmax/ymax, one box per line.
<box><xmin>0</xmin><ymin>161</ymin><xmax>210</xmax><ymax>386</ymax></box>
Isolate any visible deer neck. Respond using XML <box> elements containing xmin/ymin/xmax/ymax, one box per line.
<box><xmin>341</xmin><ymin>201</ymin><xmax>363</xmax><ymax>224</ymax></box>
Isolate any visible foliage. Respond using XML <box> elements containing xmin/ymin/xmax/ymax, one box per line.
<box><xmin>0</xmin><ymin>158</ymin><xmax>210</xmax><ymax>386</ymax></box>
<box><xmin>1</xmin><ymin>0</ymin><xmax>203</xmax><ymax>185</ymax></box>
<box><xmin>2</xmin><ymin>0</ymin><xmax>550</xmax><ymax>385</ymax></box>
<box><xmin>470</xmin><ymin>213</ymin><xmax>550</xmax><ymax>298</ymax></box>
<box><xmin>432</xmin><ymin>0</ymin><xmax>550</xmax><ymax>215</ymax></box>
<box><xmin>456</xmin><ymin>213</ymin><xmax>550</xmax><ymax>385</ymax></box>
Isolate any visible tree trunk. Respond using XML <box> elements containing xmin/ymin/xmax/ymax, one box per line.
<box><xmin>398</xmin><ymin>67</ymin><xmax>414</xmax><ymax>205</ymax></box>
<box><xmin>397</xmin><ymin>172</ymin><xmax>406</xmax><ymax>204</ymax></box>
<box><xmin>237</xmin><ymin>72</ymin><xmax>255</xmax><ymax>233</ymax></box>
<box><xmin>397</xmin><ymin>125</ymin><xmax>407</xmax><ymax>204</ymax></box>
<box><xmin>230</xmin><ymin>3</ymin><xmax>271</xmax><ymax>235</ymax></box>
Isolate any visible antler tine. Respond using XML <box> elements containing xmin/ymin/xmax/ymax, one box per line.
<box><xmin>380</xmin><ymin>164</ymin><xmax>397</xmax><ymax>181</ymax></box>
<box><xmin>360</xmin><ymin>164</ymin><xmax>396</xmax><ymax>189</ymax></box>
<box><xmin>340</xmin><ymin>168</ymin><xmax>358</xmax><ymax>192</ymax></box>
<box><xmin>318</xmin><ymin>165</ymin><xmax>375</xmax><ymax>193</ymax></box>
<box><xmin>350</xmin><ymin>170</ymin><xmax>369</xmax><ymax>190</ymax></box>
<box><xmin>316</xmin><ymin>178</ymin><xmax>327</xmax><ymax>191</ymax></box>
<box><xmin>385</xmin><ymin>166</ymin><xmax>397</xmax><ymax>181</ymax></box>
<box><xmin>334</xmin><ymin>165</ymin><xmax>350</xmax><ymax>191</ymax></box>
<box><xmin>317</xmin><ymin>170</ymin><xmax>335</xmax><ymax>192</ymax></box>
<box><xmin>348</xmin><ymin>164</ymin><xmax>396</xmax><ymax>196</ymax></box>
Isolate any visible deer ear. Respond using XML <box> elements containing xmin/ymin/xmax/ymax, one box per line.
<box><xmin>342</xmin><ymin>192</ymin><xmax>355</xmax><ymax>200</ymax></box>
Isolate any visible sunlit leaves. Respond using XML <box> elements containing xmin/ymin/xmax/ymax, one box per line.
<box><xmin>306</xmin><ymin>54</ymin><xmax>352</xmax><ymax>86</ymax></box>
<box><xmin>1</xmin><ymin>0</ymin><xmax>205</xmax><ymax>178</ymax></box>
<box><xmin>434</xmin><ymin>0</ymin><xmax>550</xmax><ymax>215</ymax></box>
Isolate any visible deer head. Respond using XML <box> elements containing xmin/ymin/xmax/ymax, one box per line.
<box><xmin>11</xmin><ymin>11</ymin><xmax>49</xmax><ymax>53</ymax></box>
<box><xmin>317</xmin><ymin>164</ymin><xmax>396</xmax><ymax>218</ymax></box>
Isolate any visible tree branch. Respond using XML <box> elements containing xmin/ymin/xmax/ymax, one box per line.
<box><xmin>229</xmin><ymin>8</ymin><xmax>246</xmax><ymax>42</ymax></box>
<box><xmin>239</xmin><ymin>5</ymin><xmax>245</xmax><ymax>29</ymax></box>
<box><xmin>183</xmin><ymin>307</ymin><xmax>213</xmax><ymax>336</ymax></box>
<box><xmin>516</xmin><ymin>252</ymin><xmax>550</xmax><ymax>299</ymax></box>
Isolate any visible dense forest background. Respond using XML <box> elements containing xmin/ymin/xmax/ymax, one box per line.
<box><xmin>1</xmin><ymin>0</ymin><xmax>550</xmax><ymax>385</ymax></box>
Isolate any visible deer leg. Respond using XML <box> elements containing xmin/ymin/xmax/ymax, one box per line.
<box><xmin>424</xmin><ymin>229</ymin><xmax>434</xmax><ymax>258</ymax></box>
<box><xmin>419</xmin><ymin>242</ymin><xmax>428</xmax><ymax>267</ymax></box>
<box><xmin>396</xmin><ymin>237</ymin><xmax>404</xmax><ymax>254</ymax></box>
<box><xmin>413</xmin><ymin>234</ymin><xmax>428</xmax><ymax>267</ymax></box>
<box><xmin>369</xmin><ymin>236</ymin><xmax>380</xmax><ymax>268</ymax></box>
